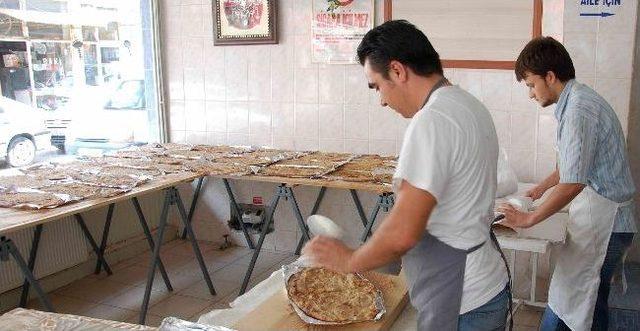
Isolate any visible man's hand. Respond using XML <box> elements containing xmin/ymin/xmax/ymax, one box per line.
<box><xmin>525</xmin><ymin>185</ymin><xmax>547</xmax><ymax>201</ymax></box>
<box><xmin>526</xmin><ymin>169</ymin><xmax>560</xmax><ymax>201</ymax></box>
<box><xmin>302</xmin><ymin>236</ymin><xmax>355</xmax><ymax>273</ymax></box>
<box><xmin>496</xmin><ymin>203</ymin><xmax>536</xmax><ymax>228</ymax></box>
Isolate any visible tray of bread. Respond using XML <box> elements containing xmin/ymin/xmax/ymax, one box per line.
<box><xmin>283</xmin><ymin>264</ymin><xmax>385</xmax><ymax>325</ymax></box>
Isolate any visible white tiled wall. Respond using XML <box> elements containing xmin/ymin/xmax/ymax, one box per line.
<box><xmin>160</xmin><ymin>0</ymin><xmax>638</xmax><ymax>250</ymax></box>
<box><xmin>562</xmin><ymin>0</ymin><xmax>637</xmax><ymax>138</ymax></box>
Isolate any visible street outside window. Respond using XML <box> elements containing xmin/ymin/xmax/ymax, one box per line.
<box><xmin>0</xmin><ymin>0</ymin><xmax>161</xmax><ymax>169</ymax></box>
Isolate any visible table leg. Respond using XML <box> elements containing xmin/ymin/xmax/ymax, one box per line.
<box><xmin>139</xmin><ymin>191</ymin><xmax>171</xmax><ymax>325</ymax></box>
<box><xmin>286</xmin><ymin>187</ymin><xmax>310</xmax><ymax>255</ymax></box>
<box><xmin>180</xmin><ymin>177</ymin><xmax>205</xmax><ymax>240</ymax></box>
<box><xmin>173</xmin><ymin>187</ymin><xmax>216</xmax><ymax>296</ymax></box>
<box><xmin>131</xmin><ymin>197</ymin><xmax>173</xmax><ymax>291</ymax></box>
<box><xmin>94</xmin><ymin>203</ymin><xmax>115</xmax><ymax>274</ymax></box>
<box><xmin>361</xmin><ymin>195</ymin><xmax>382</xmax><ymax>242</ymax></box>
<box><xmin>238</xmin><ymin>190</ymin><xmax>281</xmax><ymax>295</ymax></box>
<box><xmin>294</xmin><ymin>186</ymin><xmax>326</xmax><ymax>254</ymax></box>
<box><xmin>1</xmin><ymin>235</ymin><xmax>53</xmax><ymax>312</ymax></box>
<box><xmin>530</xmin><ymin>252</ymin><xmax>538</xmax><ymax>303</ymax></box>
<box><xmin>350</xmin><ymin>189</ymin><xmax>368</xmax><ymax>227</ymax></box>
<box><xmin>74</xmin><ymin>214</ymin><xmax>112</xmax><ymax>275</ymax></box>
<box><xmin>223</xmin><ymin>178</ymin><xmax>254</xmax><ymax>249</ymax></box>
<box><xmin>18</xmin><ymin>224</ymin><xmax>43</xmax><ymax>307</ymax></box>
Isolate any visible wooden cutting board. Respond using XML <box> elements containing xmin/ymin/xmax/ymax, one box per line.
<box><xmin>232</xmin><ymin>271</ymin><xmax>409</xmax><ymax>331</ymax></box>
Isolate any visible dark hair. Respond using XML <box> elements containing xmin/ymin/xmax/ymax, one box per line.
<box><xmin>356</xmin><ymin>20</ymin><xmax>442</xmax><ymax>79</ymax></box>
<box><xmin>515</xmin><ymin>36</ymin><xmax>575</xmax><ymax>82</ymax></box>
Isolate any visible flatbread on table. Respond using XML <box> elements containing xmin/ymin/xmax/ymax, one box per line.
<box><xmin>71</xmin><ymin>173</ymin><xmax>147</xmax><ymax>189</ymax></box>
<box><xmin>0</xmin><ymin>175</ymin><xmax>53</xmax><ymax>189</ymax></box>
<box><xmin>286</xmin><ymin>267</ymin><xmax>379</xmax><ymax>323</ymax></box>
<box><xmin>0</xmin><ymin>190</ymin><xmax>68</xmax><ymax>209</ymax></box>
<box><xmin>259</xmin><ymin>152</ymin><xmax>353</xmax><ymax>178</ymax></box>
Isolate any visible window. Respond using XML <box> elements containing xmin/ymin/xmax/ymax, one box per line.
<box><xmin>0</xmin><ymin>0</ymin><xmax>163</xmax><ymax>168</ymax></box>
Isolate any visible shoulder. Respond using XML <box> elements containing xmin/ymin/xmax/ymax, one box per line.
<box><xmin>412</xmin><ymin>105</ymin><xmax>462</xmax><ymax>136</ymax></box>
<box><xmin>567</xmin><ymin>83</ymin><xmax>611</xmax><ymax>115</ymax></box>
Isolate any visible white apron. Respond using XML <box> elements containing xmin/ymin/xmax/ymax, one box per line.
<box><xmin>548</xmin><ymin>187</ymin><xmax>631</xmax><ymax>330</ymax></box>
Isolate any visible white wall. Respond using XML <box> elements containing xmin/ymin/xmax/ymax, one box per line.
<box><xmin>160</xmin><ymin>0</ymin><xmax>639</xmax><ymax>263</ymax></box>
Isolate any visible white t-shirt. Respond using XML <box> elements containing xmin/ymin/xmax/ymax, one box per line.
<box><xmin>394</xmin><ymin>85</ymin><xmax>508</xmax><ymax>314</ymax></box>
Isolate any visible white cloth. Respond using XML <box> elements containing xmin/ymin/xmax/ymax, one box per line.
<box><xmin>393</xmin><ymin>85</ymin><xmax>507</xmax><ymax>314</ymax></box>
<box><xmin>548</xmin><ymin>187</ymin><xmax>622</xmax><ymax>330</ymax></box>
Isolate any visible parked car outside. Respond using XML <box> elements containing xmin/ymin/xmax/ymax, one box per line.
<box><xmin>64</xmin><ymin>79</ymin><xmax>148</xmax><ymax>156</ymax></box>
<box><xmin>0</xmin><ymin>97</ymin><xmax>51</xmax><ymax>167</ymax></box>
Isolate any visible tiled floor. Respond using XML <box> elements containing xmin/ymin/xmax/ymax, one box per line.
<box><xmin>24</xmin><ymin>239</ymin><xmax>292</xmax><ymax>327</ymax></box>
<box><xmin>20</xmin><ymin>238</ymin><xmax>543</xmax><ymax>329</ymax></box>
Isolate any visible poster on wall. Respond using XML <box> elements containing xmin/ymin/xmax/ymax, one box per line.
<box><xmin>312</xmin><ymin>0</ymin><xmax>374</xmax><ymax>64</ymax></box>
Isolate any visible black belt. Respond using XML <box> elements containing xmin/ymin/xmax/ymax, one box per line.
<box><xmin>490</xmin><ymin>215</ymin><xmax>514</xmax><ymax>331</ymax></box>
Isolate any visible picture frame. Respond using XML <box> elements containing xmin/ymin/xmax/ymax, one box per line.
<box><xmin>212</xmin><ymin>0</ymin><xmax>278</xmax><ymax>46</ymax></box>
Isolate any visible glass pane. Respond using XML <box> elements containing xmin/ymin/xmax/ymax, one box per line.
<box><xmin>83</xmin><ymin>44</ymin><xmax>98</xmax><ymax>86</ymax></box>
<box><xmin>0</xmin><ymin>14</ymin><xmax>24</xmax><ymax>37</ymax></box>
<box><xmin>27</xmin><ymin>23</ymin><xmax>71</xmax><ymax>40</ymax></box>
<box><xmin>0</xmin><ymin>0</ymin><xmax>20</xmax><ymax>10</ymax></box>
<box><xmin>0</xmin><ymin>41</ymin><xmax>31</xmax><ymax>104</ymax></box>
<box><xmin>26</xmin><ymin>0</ymin><xmax>67</xmax><ymax>13</ymax></box>
<box><xmin>98</xmin><ymin>22</ymin><xmax>119</xmax><ymax>40</ymax></box>
<box><xmin>100</xmin><ymin>47</ymin><xmax>120</xmax><ymax>83</ymax></box>
<box><xmin>30</xmin><ymin>42</ymin><xmax>73</xmax><ymax>111</ymax></box>
<box><xmin>82</xmin><ymin>27</ymin><xmax>97</xmax><ymax>42</ymax></box>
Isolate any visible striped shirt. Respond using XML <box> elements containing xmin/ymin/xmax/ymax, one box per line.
<box><xmin>555</xmin><ymin>80</ymin><xmax>637</xmax><ymax>233</ymax></box>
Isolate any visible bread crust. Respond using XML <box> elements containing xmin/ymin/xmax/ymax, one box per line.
<box><xmin>286</xmin><ymin>267</ymin><xmax>378</xmax><ymax>323</ymax></box>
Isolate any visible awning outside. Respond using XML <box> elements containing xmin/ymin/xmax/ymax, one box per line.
<box><xmin>0</xmin><ymin>8</ymin><xmax>112</xmax><ymax>27</ymax></box>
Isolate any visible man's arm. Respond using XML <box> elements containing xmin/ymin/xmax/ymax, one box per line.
<box><xmin>302</xmin><ymin>179</ymin><xmax>436</xmax><ymax>273</ymax></box>
<box><xmin>526</xmin><ymin>169</ymin><xmax>560</xmax><ymax>200</ymax></box>
<box><xmin>499</xmin><ymin>182</ymin><xmax>584</xmax><ymax>228</ymax></box>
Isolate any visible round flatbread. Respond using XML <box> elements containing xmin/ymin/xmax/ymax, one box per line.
<box><xmin>286</xmin><ymin>267</ymin><xmax>378</xmax><ymax>323</ymax></box>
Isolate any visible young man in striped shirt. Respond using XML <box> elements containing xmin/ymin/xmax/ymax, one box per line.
<box><xmin>499</xmin><ymin>36</ymin><xmax>636</xmax><ymax>331</ymax></box>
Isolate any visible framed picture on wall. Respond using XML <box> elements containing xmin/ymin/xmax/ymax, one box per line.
<box><xmin>213</xmin><ymin>0</ymin><xmax>278</xmax><ymax>45</ymax></box>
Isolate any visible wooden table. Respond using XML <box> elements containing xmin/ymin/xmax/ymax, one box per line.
<box><xmin>0</xmin><ymin>172</ymin><xmax>217</xmax><ymax>325</ymax></box>
<box><xmin>1</xmin><ymin>152</ymin><xmax>397</xmax><ymax>324</ymax></box>
<box><xmin>0</xmin><ymin>172</ymin><xmax>199</xmax><ymax>235</ymax></box>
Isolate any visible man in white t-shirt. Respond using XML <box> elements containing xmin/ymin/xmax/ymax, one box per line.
<box><xmin>303</xmin><ymin>20</ymin><xmax>509</xmax><ymax>330</ymax></box>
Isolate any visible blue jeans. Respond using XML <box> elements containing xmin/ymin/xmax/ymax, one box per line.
<box><xmin>540</xmin><ymin>307</ymin><xmax>571</xmax><ymax>331</ymax></box>
<box><xmin>593</xmin><ymin>232</ymin><xmax>634</xmax><ymax>330</ymax></box>
<box><xmin>458</xmin><ymin>286</ymin><xmax>509</xmax><ymax>331</ymax></box>
<box><xmin>540</xmin><ymin>232</ymin><xmax>635</xmax><ymax>331</ymax></box>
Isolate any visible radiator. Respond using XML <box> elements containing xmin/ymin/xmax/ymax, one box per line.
<box><xmin>0</xmin><ymin>217</ymin><xmax>88</xmax><ymax>293</ymax></box>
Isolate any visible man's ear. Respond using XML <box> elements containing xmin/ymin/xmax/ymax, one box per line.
<box><xmin>388</xmin><ymin>60</ymin><xmax>408</xmax><ymax>83</ymax></box>
<box><xmin>545</xmin><ymin>71</ymin><xmax>557</xmax><ymax>86</ymax></box>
